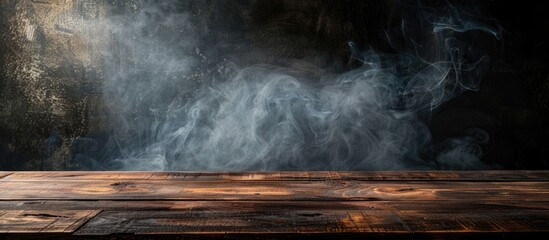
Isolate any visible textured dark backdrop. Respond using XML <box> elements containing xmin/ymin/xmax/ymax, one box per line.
<box><xmin>1</xmin><ymin>0</ymin><xmax>548</xmax><ymax>170</ymax></box>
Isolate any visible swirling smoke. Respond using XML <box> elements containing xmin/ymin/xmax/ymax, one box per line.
<box><xmin>73</xmin><ymin>1</ymin><xmax>500</xmax><ymax>171</ymax></box>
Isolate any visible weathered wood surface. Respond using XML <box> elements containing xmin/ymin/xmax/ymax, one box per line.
<box><xmin>0</xmin><ymin>171</ymin><xmax>548</xmax><ymax>239</ymax></box>
<box><xmin>3</xmin><ymin>170</ymin><xmax>549</xmax><ymax>181</ymax></box>
<box><xmin>0</xmin><ymin>210</ymin><xmax>99</xmax><ymax>233</ymax></box>
<box><xmin>1</xmin><ymin>179</ymin><xmax>548</xmax><ymax>201</ymax></box>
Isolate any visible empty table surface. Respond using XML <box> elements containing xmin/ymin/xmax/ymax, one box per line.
<box><xmin>0</xmin><ymin>171</ymin><xmax>548</xmax><ymax>239</ymax></box>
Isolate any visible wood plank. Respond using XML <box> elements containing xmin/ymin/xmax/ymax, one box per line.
<box><xmin>395</xmin><ymin>211</ymin><xmax>549</xmax><ymax>233</ymax></box>
<box><xmin>1</xmin><ymin>171</ymin><xmax>548</xmax><ymax>239</ymax></box>
<box><xmin>0</xmin><ymin>180</ymin><xmax>547</xmax><ymax>201</ymax></box>
<box><xmin>0</xmin><ymin>210</ymin><xmax>99</xmax><ymax>233</ymax></box>
<box><xmin>1</xmin><ymin>200</ymin><xmax>548</xmax><ymax>212</ymax></box>
<box><xmin>74</xmin><ymin>209</ymin><xmax>407</xmax><ymax>235</ymax></box>
<box><xmin>0</xmin><ymin>200</ymin><xmax>546</xmax><ymax>238</ymax></box>
<box><xmin>74</xmin><ymin>209</ymin><xmax>549</xmax><ymax>236</ymax></box>
<box><xmin>2</xmin><ymin>171</ymin><xmax>549</xmax><ymax>181</ymax></box>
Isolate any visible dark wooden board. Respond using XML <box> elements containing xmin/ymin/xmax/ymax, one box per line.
<box><xmin>74</xmin><ymin>209</ymin><xmax>549</xmax><ymax>235</ymax></box>
<box><xmin>0</xmin><ymin>171</ymin><xmax>548</xmax><ymax>239</ymax></box>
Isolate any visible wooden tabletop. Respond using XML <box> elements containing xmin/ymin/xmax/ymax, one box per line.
<box><xmin>0</xmin><ymin>171</ymin><xmax>548</xmax><ymax>239</ymax></box>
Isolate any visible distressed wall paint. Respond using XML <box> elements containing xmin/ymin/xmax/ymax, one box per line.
<box><xmin>0</xmin><ymin>0</ymin><xmax>107</xmax><ymax>169</ymax></box>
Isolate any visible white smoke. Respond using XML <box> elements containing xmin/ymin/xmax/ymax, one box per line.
<box><xmin>77</xmin><ymin>0</ymin><xmax>500</xmax><ymax>171</ymax></box>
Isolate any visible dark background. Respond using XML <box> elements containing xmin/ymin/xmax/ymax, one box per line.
<box><xmin>1</xmin><ymin>0</ymin><xmax>548</xmax><ymax>170</ymax></box>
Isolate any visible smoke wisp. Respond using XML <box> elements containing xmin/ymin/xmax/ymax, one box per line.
<box><xmin>73</xmin><ymin>1</ymin><xmax>500</xmax><ymax>171</ymax></box>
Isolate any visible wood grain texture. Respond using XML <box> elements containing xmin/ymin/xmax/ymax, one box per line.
<box><xmin>0</xmin><ymin>171</ymin><xmax>548</xmax><ymax>239</ymax></box>
<box><xmin>0</xmin><ymin>210</ymin><xmax>99</xmax><ymax>233</ymax></box>
<box><xmin>1</xmin><ymin>200</ymin><xmax>548</xmax><ymax>211</ymax></box>
<box><xmin>3</xmin><ymin>171</ymin><xmax>549</xmax><ymax>181</ymax></box>
<box><xmin>78</xmin><ymin>209</ymin><xmax>549</xmax><ymax>234</ymax></box>
<box><xmin>0</xmin><ymin>179</ymin><xmax>547</xmax><ymax>201</ymax></box>
<box><xmin>0</xmin><ymin>172</ymin><xmax>12</xmax><ymax>179</ymax></box>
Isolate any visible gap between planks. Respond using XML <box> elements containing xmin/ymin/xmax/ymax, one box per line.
<box><xmin>2</xmin><ymin>171</ymin><xmax>549</xmax><ymax>182</ymax></box>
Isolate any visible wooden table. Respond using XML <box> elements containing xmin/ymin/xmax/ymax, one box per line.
<box><xmin>0</xmin><ymin>171</ymin><xmax>548</xmax><ymax>239</ymax></box>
